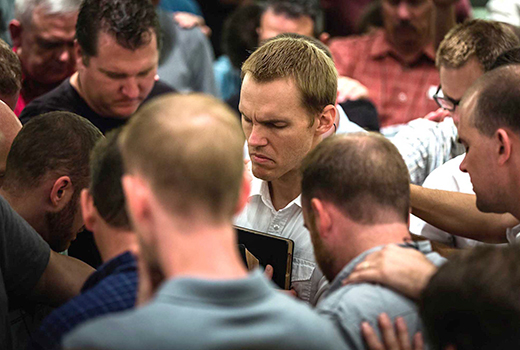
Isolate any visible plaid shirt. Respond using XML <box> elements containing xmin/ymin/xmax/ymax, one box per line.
<box><xmin>28</xmin><ymin>252</ymin><xmax>138</xmax><ymax>350</ymax></box>
<box><xmin>329</xmin><ymin>29</ymin><xmax>440</xmax><ymax>128</ymax></box>
<box><xmin>389</xmin><ymin>117</ymin><xmax>465</xmax><ymax>185</ymax></box>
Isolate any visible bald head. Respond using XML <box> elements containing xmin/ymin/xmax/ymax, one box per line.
<box><xmin>0</xmin><ymin>101</ymin><xmax>22</xmax><ymax>184</ymax></box>
<box><xmin>461</xmin><ymin>65</ymin><xmax>520</xmax><ymax>137</ymax></box>
<box><xmin>120</xmin><ymin>93</ymin><xmax>245</xmax><ymax>222</ymax></box>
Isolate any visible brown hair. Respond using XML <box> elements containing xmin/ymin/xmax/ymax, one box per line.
<box><xmin>0</xmin><ymin>38</ymin><xmax>21</xmax><ymax>97</ymax></box>
<box><xmin>119</xmin><ymin>94</ymin><xmax>245</xmax><ymax>222</ymax></box>
<box><xmin>241</xmin><ymin>35</ymin><xmax>337</xmax><ymax>124</ymax></box>
<box><xmin>301</xmin><ymin>132</ymin><xmax>410</xmax><ymax>224</ymax></box>
<box><xmin>436</xmin><ymin>19</ymin><xmax>520</xmax><ymax>72</ymax></box>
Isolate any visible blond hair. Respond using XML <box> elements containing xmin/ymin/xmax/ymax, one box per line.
<box><xmin>241</xmin><ymin>35</ymin><xmax>337</xmax><ymax>124</ymax></box>
<box><xmin>120</xmin><ymin>94</ymin><xmax>245</xmax><ymax>222</ymax></box>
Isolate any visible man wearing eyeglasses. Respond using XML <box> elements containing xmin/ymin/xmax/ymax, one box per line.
<box><xmin>390</xmin><ymin>19</ymin><xmax>520</xmax><ymax>186</ymax></box>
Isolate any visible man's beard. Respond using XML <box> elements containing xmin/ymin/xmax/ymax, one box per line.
<box><xmin>45</xmin><ymin>192</ymin><xmax>79</xmax><ymax>252</ymax></box>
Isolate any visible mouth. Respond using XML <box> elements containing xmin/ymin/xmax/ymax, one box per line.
<box><xmin>250</xmin><ymin>153</ymin><xmax>274</xmax><ymax>164</ymax></box>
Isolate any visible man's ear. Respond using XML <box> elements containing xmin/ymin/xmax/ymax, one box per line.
<box><xmin>9</xmin><ymin>20</ymin><xmax>23</xmax><ymax>49</ymax></box>
<box><xmin>74</xmin><ymin>41</ymin><xmax>87</xmax><ymax>69</ymax></box>
<box><xmin>496</xmin><ymin>128</ymin><xmax>512</xmax><ymax>166</ymax></box>
<box><xmin>80</xmin><ymin>188</ymin><xmax>97</xmax><ymax>232</ymax></box>
<box><xmin>315</xmin><ymin>105</ymin><xmax>336</xmax><ymax>137</ymax></box>
<box><xmin>235</xmin><ymin>169</ymin><xmax>252</xmax><ymax>215</ymax></box>
<box><xmin>49</xmin><ymin>176</ymin><xmax>74</xmax><ymax>211</ymax></box>
<box><xmin>122</xmin><ymin>174</ymin><xmax>152</xmax><ymax>231</ymax></box>
<box><xmin>310</xmin><ymin>198</ymin><xmax>332</xmax><ymax>238</ymax></box>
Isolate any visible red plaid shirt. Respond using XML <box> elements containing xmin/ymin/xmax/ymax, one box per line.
<box><xmin>329</xmin><ymin>29</ymin><xmax>440</xmax><ymax>128</ymax></box>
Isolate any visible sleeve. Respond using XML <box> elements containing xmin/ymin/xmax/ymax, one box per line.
<box><xmin>187</xmin><ymin>28</ymin><xmax>218</xmax><ymax>96</ymax></box>
<box><xmin>487</xmin><ymin>0</ymin><xmax>520</xmax><ymax>26</ymax></box>
<box><xmin>0</xmin><ymin>196</ymin><xmax>50</xmax><ymax>298</ymax></box>
<box><xmin>19</xmin><ymin>100</ymin><xmax>47</xmax><ymax>125</ymax></box>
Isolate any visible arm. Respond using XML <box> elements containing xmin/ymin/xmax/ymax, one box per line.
<box><xmin>432</xmin><ymin>0</ymin><xmax>457</xmax><ymax>50</ymax></box>
<box><xmin>30</xmin><ymin>252</ymin><xmax>94</xmax><ymax>306</ymax></box>
<box><xmin>411</xmin><ymin>185</ymin><xmax>516</xmax><ymax>243</ymax></box>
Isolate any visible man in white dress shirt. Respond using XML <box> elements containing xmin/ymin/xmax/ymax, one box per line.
<box><xmin>235</xmin><ymin>35</ymin><xmax>336</xmax><ymax>304</ymax></box>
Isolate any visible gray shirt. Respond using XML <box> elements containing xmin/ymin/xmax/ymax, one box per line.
<box><xmin>317</xmin><ymin>241</ymin><xmax>446</xmax><ymax>350</ymax></box>
<box><xmin>0</xmin><ymin>0</ymin><xmax>14</xmax><ymax>45</ymax></box>
<box><xmin>64</xmin><ymin>269</ymin><xmax>347</xmax><ymax>350</ymax></box>
<box><xmin>157</xmin><ymin>9</ymin><xmax>217</xmax><ymax>96</ymax></box>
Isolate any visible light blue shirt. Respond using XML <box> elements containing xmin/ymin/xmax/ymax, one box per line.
<box><xmin>317</xmin><ymin>241</ymin><xmax>446</xmax><ymax>350</ymax></box>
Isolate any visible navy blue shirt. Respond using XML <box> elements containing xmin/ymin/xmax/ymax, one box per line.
<box><xmin>28</xmin><ymin>252</ymin><xmax>138</xmax><ymax>350</ymax></box>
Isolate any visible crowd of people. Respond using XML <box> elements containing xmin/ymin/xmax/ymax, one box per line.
<box><xmin>1</xmin><ymin>0</ymin><xmax>520</xmax><ymax>349</ymax></box>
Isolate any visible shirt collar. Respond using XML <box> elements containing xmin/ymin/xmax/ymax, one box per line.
<box><xmin>327</xmin><ymin>241</ymin><xmax>433</xmax><ymax>295</ymax></box>
<box><xmin>369</xmin><ymin>29</ymin><xmax>436</xmax><ymax>64</ymax></box>
<box><xmin>249</xmin><ymin>175</ymin><xmax>302</xmax><ymax>210</ymax></box>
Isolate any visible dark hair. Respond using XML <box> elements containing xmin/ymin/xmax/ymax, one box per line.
<box><xmin>436</xmin><ymin>19</ymin><xmax>520</xmax><ymax>72</ymax></box>
<box><xmin>490</xmin><ymin>46</ymin><xmax>520</xmax><ymax>70</ymax></box>
<box><xmin>0</xmin><ymin>38</ymin><xmax>21</xmax><ymax>96</ymax></box>
<box><xmin>301</xmin><ymin>133</ymin><xmax>410</xmax><ymax>224</ymax></box>
<box><xmin>89</xmin><ymin>128</ymin><xmax>129</xmax><ymax>229</ymax></box>
<box><xmin>3</xmin><ymin>112</ymin><xmax>103</xmax><ymax>194</ymax></box>
<box><xmin>222</xmin><ymin>4</ymin><xmax>262</xmax><ymax>69</ymax></box>
<box><xmin>467</xmin><ymin>65</ymin><xmax>520</xmax><ymax>136</ymax></box>
<box><xmin>264</xmin><ymin>0</ymin><xmax>323</xmax><ymax>37</ymax></box>
<box><xmin>76</xmin><ymin>0</ymin><xmax>161</xmax><ymax>58</ymax></box>
<box><xmin>420</xmin><ymin>245</ymin><xmax>520</xmax><ymax>350</ymax></box>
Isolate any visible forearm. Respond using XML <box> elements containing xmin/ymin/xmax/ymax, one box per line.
<box><xmin>411</xmin><ymin>185</ymin><xmax>515</xmax><ymax>243</ymax></box>
<box><xmin>31</xmin><ymin>252</ymin><xmax>95</xmax><ymax>306</ymax></box>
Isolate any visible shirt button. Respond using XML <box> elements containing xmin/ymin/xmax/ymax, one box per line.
<box><xmin>398</xmin><ymin>92</ymin><xmax>407</xmax><ymax>102</ymax></box>
<box><xmin>273</xmin><ymin>224</ymin><xmax>280</xmax><ymax>231</ymax></box>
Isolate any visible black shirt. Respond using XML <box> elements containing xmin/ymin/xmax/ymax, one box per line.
<box><xmin>19</xmin><ymin>78</ymin><xmax>175</xmax><ymax>134</ymax></box>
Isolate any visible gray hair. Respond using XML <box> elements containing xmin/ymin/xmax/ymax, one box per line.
<box><xmin>15</xmin><ymin>0</ymin><xmax>81</xmax><ymax>27</ymax></box>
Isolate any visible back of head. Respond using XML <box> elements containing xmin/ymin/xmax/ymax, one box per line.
<box><xmin>89</xmin><ymin>128</ymin><xmax>129</xmax><ymax>230</ymax></box>
<box><xmin>0</xmin><ymin>38</ymin><xmax>21</xmax><ymax>105</ymax></box>
<box><xmin>436</xmin><ymin>19</ymin><xmax>520</xmax><ymax>71</ymax></box>
<box><xmin>15</xmin><ymin>0</ymin><xmax>81</xmax><ymax>27</ymax></box>
<box><xmin>76</xmin><ymin>0</ymin><xmax>161</xmax><ymax>58</ymax></box>
<box><xmin>0</xmin><ymin>102</ymin><xmax>22</xmax><ymax>183</ymax></box>
<box><xmin>464</xmin><ymin>65</ymin><xmax>520</xmax><ymax>137</ymax></box>
<box><xmin>241</xmin><ymin>35</ymin><xmax>337</xmax><ymax>118</ymax></box>
<box><xmin>420</xmin><ymin>245</ymin><xmax>520</xmax><ymax>350</ymax></box>
<box><xmin>264</xmin><ymin>0</ymin><xmax>323</xmax><ymax>37</ymax></box>
<box><xmin>2</xmin><ymin>112</ymin><xmax>103</xmax><ymax>195</ymax></box>
<box><xmin>222</xmin><ymin>3</ymin><xmax>262</xmax><ymax>70</ymax></box>
<box><xmin>301</xmin><ymin>133</ymin><xmax>410</xmax><ymax>224</ymax></box>
<box><xmin>119</xmin><ymin>93</ymin><xmax>245</xmax><ymax>223</ymax></box>
<box><xmin>490</xmin><ymin>47</ymin><xmax>520</xmax><ymax>70</ymax></box>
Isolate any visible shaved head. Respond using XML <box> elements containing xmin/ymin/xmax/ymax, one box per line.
<box><xmin>0</xmin><ymin>101</ymin><xmax>22</xmax><ymax>184</ymax></box>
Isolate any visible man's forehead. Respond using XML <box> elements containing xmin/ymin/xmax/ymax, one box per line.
<box><xmin>30</xmin><ymin>6</ymin><xmax>77</xmax><ymax>31</ymax></box>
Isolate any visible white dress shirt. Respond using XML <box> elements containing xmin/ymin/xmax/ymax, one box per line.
<box><xmin>234</xmin><ymin>176</ymin><xmax>328</xmax><ymax>305</ymax></box>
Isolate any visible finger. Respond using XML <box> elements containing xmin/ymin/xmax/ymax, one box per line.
<box><xmin>264</xmin><ymin>264</ymin><xmax>274</xmax><ymax>280</ymax></box>
<box><xmin>395</xmin><ymin>317</ymin><xmax>411</xmax><ymax>350</ymax></box>
<box><xmin>379</xmin><ymin>313</ymin><xmax>398</xmax><ymax>349</ymax></box>
<box><xmin>413</xmin><ymin>332</ymin><xmax>424</xmax><ymax>350</ymax></box>
<box><xmin>361</xmin><ymin>322</ymin><xmax>384</xmax><ymax>350</ymax></box>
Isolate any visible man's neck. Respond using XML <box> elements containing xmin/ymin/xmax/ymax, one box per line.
<box><xmin>268</xmin><ymin>171</ymin><xmax>301</xmax><ymax>211</ymax></box>
<box><xmin>0</xmin><ymin>188</ymin><xmax>46</xmax><ymax>235</ymax></box>
<box><xmin>157</xmin><ymin>220</ymin><xmax>248</xmax><ymax>281</ymax></box>
<box><xmin>332</xmin><ymin>222</ymin><xmax>412</xmax><ymax>280</ymax></box>
<box><xmin>99</xmin><ymin>228</ymin><xmax>139</xmax><ymax>263</ymax></box>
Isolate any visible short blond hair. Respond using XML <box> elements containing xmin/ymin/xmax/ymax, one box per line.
<box><xmin>120</xmin><ymin>94</ymin><xmax>245</xmax><ymax>222</ymax></box>
<box><xmin>241</xmin><ymin>35</ymin><xmax>337</xmax><ymax>124</ymax></box>
<box><xmin>436</xmin><ymin>19</ymin><xmax>520</xmax><ymax>71</ymax></box>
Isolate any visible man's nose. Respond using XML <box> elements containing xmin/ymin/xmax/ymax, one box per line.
<box><xmin>397</xmin><ymin>2</ymin><xmax>411</xmax><ymax>21</ymax></box>
<box><xmin>247</xmin><ymin>125</ymin><xmax>267</xmax><ymax>147</ymax></box>
<box><xmin>121</xmin><ymin>78</ymin><xmax>140</xmax><ymax>99</ymax></box>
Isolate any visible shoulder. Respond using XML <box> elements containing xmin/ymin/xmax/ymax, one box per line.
<box><xmin>329</xmin><ymin>31</ymin><xmax>379</xmax><ymax>52</ymax></box>
<box><xmin>19</xmin><ymin>81</ymin><xmax>77</xmax><ymax>123</ymax></box>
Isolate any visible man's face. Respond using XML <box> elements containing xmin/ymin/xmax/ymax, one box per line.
<box><xmin>257</xmin><ymin>8</ymin><xmax>315</xmax><ymax>42</ymax></box>
<box><xmin>239</xmin><ymin>75</ymin><xmax>320</xmax><ymax>183</ymax></box>
<box><xmin>382</xmin><ymin>0</ymin><xmax>433</xmax><ymax>53</ymax></box>
<box><xmin>439</xmin><ymin>57</ymin><xmax>484</xmax><ymax>125</ymax></box>
<box><xmin>15</xmin><ymin>6</ymin><xmax>77</xmax><ymax>84</ymax></box>
<box><xmin>45</xmin><ymin>191</ymin><xmax>84</xmax><ymax>252</ymax></box>
<box><xmin>77</xmin><ymin>31</ymin><xmax>159</xmax><ymax>119</ymax></box>
<box><xmin>458</xmin><ymin>97</ymin><xmax>504</xmax><ymax>213</ymax></box>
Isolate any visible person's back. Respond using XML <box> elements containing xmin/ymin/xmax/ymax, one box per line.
<box><xmin>64</xmin><ymin>270</ymin><xmax>344</xmax><ymax>350</ymax></box>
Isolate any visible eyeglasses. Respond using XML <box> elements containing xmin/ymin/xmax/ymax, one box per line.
<box><xmin>433</xmin><ymin>85</ymin><xmax>460</xmax><ymax>112</ymax></box>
